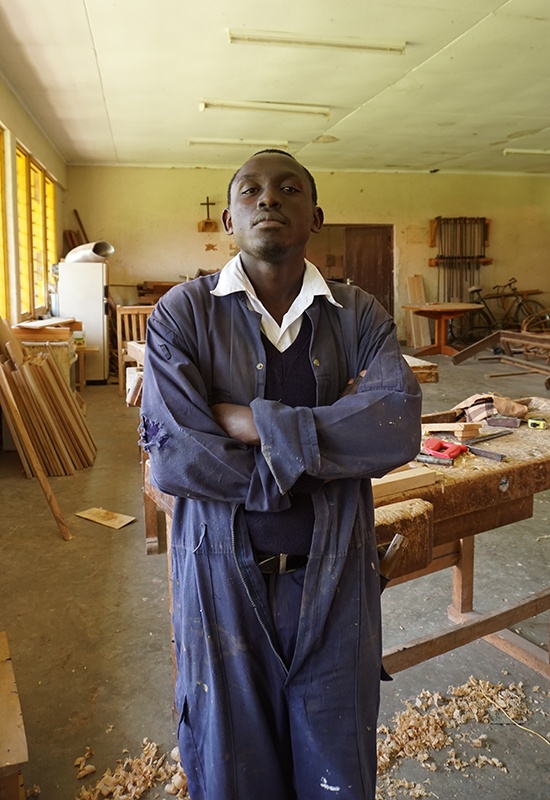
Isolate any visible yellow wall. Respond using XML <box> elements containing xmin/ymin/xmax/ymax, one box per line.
<box><xmin>67</xmin><ymin>165</ymin><xmax>550</xmax><ymax>338</ymax></box>
<box><xmin>0</xmin><ymin>74</ymin><xmax>67</xmax><ymax>186</ymax></box>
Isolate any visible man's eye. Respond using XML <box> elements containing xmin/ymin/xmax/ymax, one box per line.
<box><xmin>282</xmin><ymin>185</ymin><xmax>299</xmax><ymax>193</ymax></box>
<box><xmin>242</xmin><ymin>187</ymin><xmax>258</xmax><ymax>195</ymax></box>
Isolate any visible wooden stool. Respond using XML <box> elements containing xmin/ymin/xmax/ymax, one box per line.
<box><xmin>77</xmin><ymin>347</ymin><xmax>99</xmax><ymax>390</ymax></box>
<box><xmin>0</xmin><ymin>632</ymin><xmax>28</xmax><ymax>799</ymax></box>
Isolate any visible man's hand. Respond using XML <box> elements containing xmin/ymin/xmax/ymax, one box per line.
<box><xmin>340</xmin><ymin>370</ymin><xmax>367</xmax><ymax>398</ymax></box>
<box><xmin>211</xmin><ymin>403</ymin><xmax>260</xmax><ymax>445</ymax></box>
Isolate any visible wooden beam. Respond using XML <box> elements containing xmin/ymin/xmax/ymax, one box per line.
<box><xmin>451</xmin><ymin>331</ymin><xmax>501</xmax><ymax>364</ymax></box>
<box><xmin>482</xmin><ymin>629</ymin><xmax>549</xmax><ymax>678</ymax></box>
<box><xmin>383</xmin><ymin>588</ymin><xmax>550</xmax><ymax>674</ymax></box>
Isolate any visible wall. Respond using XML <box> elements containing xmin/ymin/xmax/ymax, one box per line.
<box><xmin>0</xmin><ymin>75</ymin><xmax>67</xmax><ymax>186</ymax></box>
<box><xmin>66</xmin><ymin>165</ymin><xmax>550</xmax><ymax>339</ymax></box>
<box><xmin>1</xmin><ymin>72</ymin><xmax>67</xmax><ymax>322</ymax></box>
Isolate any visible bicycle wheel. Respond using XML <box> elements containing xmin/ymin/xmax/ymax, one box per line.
<box><xmin>514</xmin><ymin>299</ymin><xmax>546</xmax><ymax>326</ymax></box>
<box><xmin>450</xmin><ymin>309</ymin><xmax>493</xmax><ymax>346</ymax></box>
<box><xmin>518</xmin><ymin>303</ymin><xmax>550</xmax><ymax>332</ymax></box>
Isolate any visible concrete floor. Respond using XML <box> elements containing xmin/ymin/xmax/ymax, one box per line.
<box><xmin>0</xmin><ymin>351</ymin><xmax>549</xmax><ymax>799</ymax></box>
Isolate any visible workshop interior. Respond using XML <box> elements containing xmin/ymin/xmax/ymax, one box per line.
<box><xmin>0</xmin><ymin>1</ymin><xmax>549</xmax><ymax>799</ymax></box>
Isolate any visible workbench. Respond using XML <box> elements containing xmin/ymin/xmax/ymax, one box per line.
<box><xmin>130</xmin><ymin>339</ymin><xmax>550</xmax><ymax>677</ymax></box>
<box><xmin>377</xmin><ymin>414</ymin><xmax>550</xmax><ymax>678</ymax></box>
<box><xmin>141</xmin><ymin>411</ymin><xmax>550</xmax><ymax>679</ymax></box>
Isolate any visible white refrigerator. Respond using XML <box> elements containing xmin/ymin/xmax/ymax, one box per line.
<box><xmin>57</xmin><ymin>261</ymin><xmax>109</xmax><ymax>382</ymax></box>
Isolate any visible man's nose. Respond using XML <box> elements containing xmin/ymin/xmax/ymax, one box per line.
<box><xmin>258</xmin><ymin>187</ymin><xmax>281</xmax><ymax>207</ymax></box>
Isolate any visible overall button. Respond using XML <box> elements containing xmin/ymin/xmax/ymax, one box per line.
<box><xmin>256</xmin><ymin>362</ymin><xmax>264</xmax><ymax>370</ymax></box>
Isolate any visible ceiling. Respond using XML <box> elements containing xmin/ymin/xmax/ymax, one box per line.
<box><xmin>1</xmin><ymin>0</ymin><xmax>550</xmax><ymax>175</ymax></box>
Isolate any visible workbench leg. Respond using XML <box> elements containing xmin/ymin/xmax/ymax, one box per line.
<box><xmin>143</xmin><ymin>492</ymin><xmax>160</xmax><ymax>555</ymax></box>
<box><xmin>77</xmin><ymin>351</ymin><xmax>86</xmax><ymax>390</ymax></box>
<box><xmin>142</xmin><ymin>452</ymin><xmax>159</xmax><ymax>555</ymax></box>
<box><xmin>449</xmin><ymin>536</ymin><xmax>475</xmax><ymax>617</ymax></box>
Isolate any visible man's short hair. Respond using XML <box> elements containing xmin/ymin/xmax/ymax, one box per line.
<box><xmin>226</xmin><ymin>149</ymin><xmax>318</xmax><ymax>206</ymax></box>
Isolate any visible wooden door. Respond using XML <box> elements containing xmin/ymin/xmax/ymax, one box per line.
<box><xmin>344</xmin><ymin>226</ymin><xmax>394</xmax><ymax>315</ymax></box>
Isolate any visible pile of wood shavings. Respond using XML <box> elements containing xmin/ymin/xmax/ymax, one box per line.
<box><xmin>75</xmin><ymin>739</ymin><xmax>189</xmax><ymax>799</ymax></box>
<box><xmin>375</xmin><ymin>675</ymin><xmax>535</xmax><ymax>799</ymax></box>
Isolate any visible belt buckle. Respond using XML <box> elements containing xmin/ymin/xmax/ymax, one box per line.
<box><xmin>278</xmin><ymin>553</ymin><xmax>290</xmax><ymax>574</ymax></box>
<box><xmin>256</xmin><ymin>553</ymin><xmax>293</xmax><ymax>574</ymax></box>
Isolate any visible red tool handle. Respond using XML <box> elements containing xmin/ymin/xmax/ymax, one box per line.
<box><xmin>423</xmin><ymin>437</ymin><xmax>468</xmax><ymax>459</ymax></box>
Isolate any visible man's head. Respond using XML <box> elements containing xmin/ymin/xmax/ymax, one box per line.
<box><xmin>226</xmin><ymin>149</ymin><xmax>318</xmax><ymax>206</ymax></box>
<box><xmin>222</xmin><ymin>150</ymin><xmax>323</xmax><ymax>265</ymax></box>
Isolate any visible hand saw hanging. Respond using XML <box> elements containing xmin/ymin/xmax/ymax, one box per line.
<box><xmin>430</xmin><ymin>217</ymin><xmax>491</xmax><ymax>302</ymax></box>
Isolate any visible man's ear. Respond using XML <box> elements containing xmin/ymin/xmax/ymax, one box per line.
<box><xmin>222</xmin><ymin>208</ymin><xmax>233</xmax><ymax>234</ymax></box>
<box><xmin>311</xmin><ymin>206</ymin><xmax>324</xmax><ymax>234</ymax></box>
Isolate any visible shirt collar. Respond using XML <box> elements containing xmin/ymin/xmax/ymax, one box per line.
<box><xmin>211</xmin><ymin>254</ymin><xmax>342</xmax><ymax>310</ymax></box>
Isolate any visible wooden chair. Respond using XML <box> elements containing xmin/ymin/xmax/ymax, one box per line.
<box><xmin>116</xmin><ymin>305</ymin><xmax>155</xmax><ymax>396</ymax></box>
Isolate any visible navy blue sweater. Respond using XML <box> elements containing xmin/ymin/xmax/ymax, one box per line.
<box><xmin>244</xmin><ymin>317</ymin><xmax>318</xmax><ymax>555</ymax></box>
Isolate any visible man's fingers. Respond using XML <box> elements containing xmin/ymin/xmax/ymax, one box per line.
<box><xmin>340</xmin><ymin>370</ymin><xmax>367</xmax><ymax>397</ymax></box>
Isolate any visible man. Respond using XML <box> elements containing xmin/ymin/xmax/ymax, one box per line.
<box><xmin>140</xmin><ymin>150</ymin><xmax>422</xmax><ymax>799</ymax></box>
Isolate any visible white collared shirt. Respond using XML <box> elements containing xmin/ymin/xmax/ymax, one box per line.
<box><xmin>211</xmin><ymin>255</ymin><xmax>342</xmax><ymax>352</ymax></box>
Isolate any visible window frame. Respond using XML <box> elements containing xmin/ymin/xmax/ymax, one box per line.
<box><xmin>0</xmin><ymin>128</ymin><xmax>8</xmax><ymax>320</ymax></box>
<box><xmin>16</xmin><ymin>144</ymin><xmax>57</xmax><ymax>320</ymax></box>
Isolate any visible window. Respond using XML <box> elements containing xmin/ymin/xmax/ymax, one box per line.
<box><xmin>0</xmin><ymin>129</ymin><xmax>7</xmax><ymax>320</ymax></box>
<box><xmin>16</xmin><ymin>145</ymin><xmax>57</xmax><ymax>319</ymax></box>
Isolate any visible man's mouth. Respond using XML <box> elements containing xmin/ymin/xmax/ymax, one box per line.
<box><xmin>253</xmin><ymin>213</ymin><xmax>286</xmax><ymax>226</ymax></box>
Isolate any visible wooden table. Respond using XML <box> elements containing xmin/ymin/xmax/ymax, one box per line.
<box><xmin>142</xmin><ymin>404</ymin><xmax>550</xmax><ymax>679</ymax></box>
<box><xmin>377</xmin><ymin>410</ymin><xmax>550</xmax><ymax>678</ymax></box>
<box><xmin>143</xmin><ymin>412</ymin><xmax>550</xmax><ymax>678</ymax></box>
<box><xmin>403</xmin><ymin>303</ymin><xmax>483</xmax><ymax>357</ymax></box>
<box><xmin>132</xmin><ymin>340</ymin><xmax>550</xmax><ymax>677</ymax></box>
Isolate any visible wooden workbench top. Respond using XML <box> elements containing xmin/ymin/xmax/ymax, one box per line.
<box><xmin>375</xmin><ymin>421</ymin><xmax>550</xmax><ymax>546</ymax></box>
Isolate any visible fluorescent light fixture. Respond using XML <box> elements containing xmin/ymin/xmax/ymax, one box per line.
<box><xmin>503</xmin><ymin>148</ymin><xmax>550</xmax><ymax>156</ymax></box>
<box><xmin>189</xmin><ymin>138</ymin><xmax>289</xmax><ymax>148</ymax></box>
<box><xmin>228</xmin><ymin>28</ymin><xmax>406</xmax><ymax>54</ymax></box>
<box><xmin>199</xmin><ymin>99</ymin><xmax>330</xmax><ymax>118</ymax></box>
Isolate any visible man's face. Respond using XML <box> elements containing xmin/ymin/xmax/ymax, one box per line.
<box><xmin>222</xmin><ymin>153</ymin><xmax>323</xmax><ymax>263</ymax></box>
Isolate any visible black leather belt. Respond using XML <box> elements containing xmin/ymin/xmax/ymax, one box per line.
<box><xmin>255</xmin><ymin>553</ymin><xmax>308</xmax><ymax>574</ymax></box>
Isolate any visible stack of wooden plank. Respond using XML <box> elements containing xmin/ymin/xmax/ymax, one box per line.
<box><xmin>0</xmin><ymin>318</ymin><xmax>96</xmax><ymax>478</ymax></box>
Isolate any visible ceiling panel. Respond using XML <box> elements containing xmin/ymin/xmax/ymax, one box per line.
<box><xmin>0</xmin><ymin>0</ymin><xmax>549</xmax><ymax>173</ymax></box>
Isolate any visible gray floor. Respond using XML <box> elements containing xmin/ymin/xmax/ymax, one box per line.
<box><xmin>1</xmin><ymin>351</ymin><xmax>549</xmax><ymax>799</ymax></box>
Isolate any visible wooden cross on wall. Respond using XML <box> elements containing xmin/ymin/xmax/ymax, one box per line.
<box><xmin>198</xmin><ymin>195</ymin><xmax>218</xmax><ymax>232</ymax></box>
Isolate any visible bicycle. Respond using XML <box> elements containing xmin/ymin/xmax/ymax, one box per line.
<box><xmin>449</xmin><ymin>278</ymin><xmax>549</xmax><ymax>345</ymax></box>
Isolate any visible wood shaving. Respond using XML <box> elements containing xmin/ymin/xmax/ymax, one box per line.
<box><xmin>376</xmin><ymin>675</ymin><xmax>534</xmax><ymax>797</ymax></box>
<box><xmin>74</xmin><ymin>738</ymin><xmax>189</xmax><ymax>799</ymax></box>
